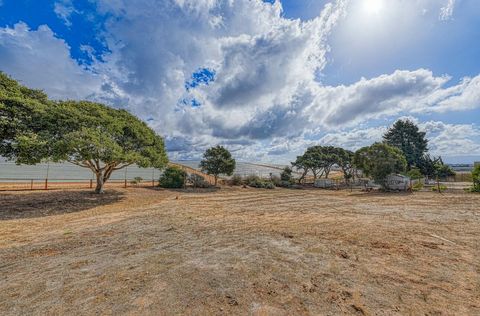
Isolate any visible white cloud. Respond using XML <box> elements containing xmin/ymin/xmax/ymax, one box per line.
<box><xmin>54</xmin><ymin>0</ymin><xmax>76</xmax><ymax>27</ymax></box>
<box><xmin>439</xmin><ymin>0</ymin><xmax>456</xmax><ymax>20</ymax></box>
<box><xmin>1</xmin><ymin>0</ymin><xmax>479</xmax><ymax>162</ymax></box>
<box><xmin>0</xmin><ymin>22</ymin><xmax>102</xmax><ymax>100</ymax></box>
<box><xmin>317</xmin><ymin>119</ymin><xmax>480</xmax><ymax>159</ymax></box>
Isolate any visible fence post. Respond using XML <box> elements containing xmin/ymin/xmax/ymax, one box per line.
<box><xmin>124</xmin><ymin>179</ymin><xmax>127</xmax><ymax>188</ymax></box>
<box><xmin>90</xmin><ymin>179</ymin><xmax>93</xmax><ymax>189</ymax></box>
<box><xmin>152</xmin><ymin>179</ymin><xmax>155</xmax><ymax>187</ymax></box>
<box><xmin>31</xmin><ymin>179</ymin><xmax>34</xmax><ymax>190</ymax></box>
<box><xmin>44</xmin><ymin>179</ymin><xmax>48</xmax><ymax>190</ymax></box>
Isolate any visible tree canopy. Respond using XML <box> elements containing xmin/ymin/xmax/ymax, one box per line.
<box><xmin>0</xmin><ymin>72</ymin><xmax>168</xmax><ymax>193</ymax></box>
<box><xmin>354</xmin><ymin>142</ymin><xmax>407</xmax><ymax>188</ymax></box>
<box><xmin>200</xmin><ymin>145</ymin><xmax>236</xmax><ymax>186</ymax></box>
<box><xmin>291</xmin><ymin>146</ymin><xmax>355</xmax><ymax>183</ymax></box>
<box><xmin>383</xmin><ymin>119</ymin><xmax>428</xmax><ymax>170</ymax></box>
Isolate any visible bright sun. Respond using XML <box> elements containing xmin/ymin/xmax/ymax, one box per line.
<box><xmin>363</xmin><ymin>0</ymin><xmax>384</xmax><ymax>15</ymax></box>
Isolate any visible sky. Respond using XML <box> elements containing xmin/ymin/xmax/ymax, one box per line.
<box><xmin>0</xmin><ymin>0</ymin><xmax>479</xmax><ymax>164</ymax></box>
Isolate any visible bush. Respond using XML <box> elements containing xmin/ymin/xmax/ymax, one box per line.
<box><xmin>280</xmin><ymin>167</ymin><xmax>293</xmax><ymax>182</ymax></box>
<box><xmin>471</xmin><ymin>165</ymin><xmax>480</xmax><ymax>193</ymax></box>
<box><xmin>407</xmin><ymin>168</ymin><xmax>423</xmax><ymax>180</ymax></box>
<box><xmin>270</xmin><ymin>175</ymin><xmax>282</xmax><ymax>187</ymax></box>
<box><xmin>431</xmin><ymin>184</ymin><xmax>447</xmax><ymax>192</ymax></box>
<box><xmin>412</xmin><ymin>181</ymin><xmax>424</xmax><ymax>191</ymax></box>
<box><xmin>130</xmin><ymin>176</ymin><xmax>143</xmax><ymax>185</ymax></box>
<box><xmin>188</xmin><ymin>174</ymin><xmax>211</xmax><ymax>188</ymax></box>
<box><xmin>159</xmin><ymin>166</ymin><xmax>186</xmax><ymax>188</ymax></box>
<box><xmin>230</xmin><ymin>174</ymin><xmax>243</xmax><ymax>186</ymax></box>
<box><xmin>244</xmin><ymin>175</ymin><xmax>275</xmax><ymax>189</ymax></box>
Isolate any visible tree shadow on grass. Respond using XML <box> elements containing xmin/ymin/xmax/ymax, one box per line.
<box><xmin>0</xmin><ymin>190</ymin><xmax>125</xmax><ymax>220</ymax></box>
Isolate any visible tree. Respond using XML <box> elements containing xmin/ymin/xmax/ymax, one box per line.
<box><xmin>353</xmin><ymin>142</ymin><xmax>407</xmax><ymax>188</ymax></box>
<box><xmin>407</xmin><ymin>168</ymin><xmax>423</xmax><ymax>180</ymax></box>
<box><xmin>434</xmin><ymin>162</ymin><xmax>455</xmax><ymax>179</ymax></box>
<box><xmin>159</xmin><ymin>166</ymin><xmax>187</xmax><ymax>188</ymax></box>
<box><xmin>0</xmin><ymin>72</ymin><xmax>53</xmax><ymax>164</ymax></box>
<box><xmin>383</xmin><ymin>119</ymin><xmax>428</xmax><ymax>170</ymax></box>
<box><xmin>280</xmin><ymin>166</ymin><xmax>293</xmax><ymax>183</ymax></box>
<box><xmin>471</xmin><ymin>164</ymin><xmax>480</xmax><ymax>192</ymax></box>
<box><xmin>334</xmin><ymin>148</ymin><xmax>355</xmax><ymax>183</ymax></box>
<box><xmin>291</xmin><ymin>154</ymin><xmax>310</xmax><ymax>183</ymax></box>
<box><xmin>200</xmin><ymin>146</ymin><xmax>236</xmax><ymax>186</ymax></box>
<box><xmin>0</xmin><ymin>73</ymin><xmax>168</xmax><ymax>193</ymax></box>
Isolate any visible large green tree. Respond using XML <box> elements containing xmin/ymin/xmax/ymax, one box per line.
<box><xmin>334</xmin><ymin>148</ymin><xmax>355</xmax><ymax>183</ymax></box>
<box><xmin>0</xmin><ymin>72</ymin><xmax>168</xmax><ymax>193</ymax></box>
<box><xmin>353</xmin><ymin>142</ymin><xmax>407</xmax><ymax>188</ymax></box>
<box><xmin>200</xmin><ymin>145</ymin><xmax>236</xmax><ymax>186</ymax></box>
<box><xmin>383</xmin><ymin>119</ymin><xmax>428</xmax><ymax>170</ymax></box>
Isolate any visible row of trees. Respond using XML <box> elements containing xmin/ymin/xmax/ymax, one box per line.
<box><xmin>291</xmin><ymin>146</ymin><xmax>355</xmax><ymax>183</ymax></box>
<box><xmin>0</xmin><ymin>72</ymin><xmax>168</xmax><ymax>193</ymax></box>
<box><xmin>290</xmin><ymin>119</ymin><xmax>455</xmax><ymax>188</ymax></box>
<box><xmin>0</xmin><ymin>72</ymin><xmax>459</xmax><ymax>192</ymax></box>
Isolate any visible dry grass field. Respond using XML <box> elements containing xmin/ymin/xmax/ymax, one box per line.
<box><xmin>0</xmin><ymin>187</ymin><xmax>479</xmax><ymax>315</ymax></box>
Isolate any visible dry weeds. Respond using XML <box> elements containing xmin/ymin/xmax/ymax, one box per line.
<box><xmin>0</xmin><ymin>187</ymin><xmax>479</xmax><ymax>315</ymax></box>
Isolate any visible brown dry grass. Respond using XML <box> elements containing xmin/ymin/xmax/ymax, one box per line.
<box><xmin>0</xmin><ymin>187</ymin><xmax>479</xmax><ymax>315</ymax></box>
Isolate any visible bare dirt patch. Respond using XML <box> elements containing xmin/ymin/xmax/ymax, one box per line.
<box><xmin>0</xmin><ymin>187</ymin><xmax>479</xmax><ymax>315</ymax></box>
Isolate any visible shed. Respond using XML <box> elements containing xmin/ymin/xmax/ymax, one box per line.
<box><xmin>385</xmin><ymin>174</ymin><xmax>410</xmax><ymax>191</ymax></box>
<box><xmin>314</xmin><ymin>178</ymin><xmax>334</xmax><ymax>188</ymax></box>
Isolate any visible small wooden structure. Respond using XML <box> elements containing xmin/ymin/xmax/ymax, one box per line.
<box><xmin>314</xmin><ymin>178</ymin><xmax>334</xmax><ymax>188</ymax></box>
<box><xmin>385</xmin><ymin>174</ymin><xmax>410</xmax><ymax>191</ymax></box>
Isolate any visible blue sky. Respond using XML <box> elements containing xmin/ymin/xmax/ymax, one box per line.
<box><xmin>0</xmin><ymin>0</ymin><xmax>479</xmax><ymax>163</ymax></box>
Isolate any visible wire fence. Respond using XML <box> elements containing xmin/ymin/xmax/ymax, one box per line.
<box><xmin>0</xmin><ymin>178</ymin><xmax>159</xmax><ymax>191</ymax></box>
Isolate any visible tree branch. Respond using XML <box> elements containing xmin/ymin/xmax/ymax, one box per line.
<box><xmin>113</xmin><ymin>163</ymin><xmax>133</xmax><ymax>171</ymax></box>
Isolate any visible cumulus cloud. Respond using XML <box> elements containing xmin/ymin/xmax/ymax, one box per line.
<box><xmin>0</xmin><ymin>22</ymin><xmax>102</xmax><ymax>100</ymax></box>
<box><xmin>318</xmin><ymin>119</ymin><xmax>480</xmax><ymax>158</ymax></box>
<box><xmin>1</xmin><ymin>0</ymin><xmax>479</xmax><ymax>161</ymax></box>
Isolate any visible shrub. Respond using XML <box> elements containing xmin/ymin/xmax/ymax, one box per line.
<box><xmin>412</xmin><ymin>181</ymin><xmax>424</xmax><ymax>191</ymax></box>
<box><xmin>244</xmin><ymin>175</ymin><xmax>275</xmax><ymax>189</ymax></box>
<box><xmin>407</xmin><ymin>168</ymin><xmax>423</xmax><ymax>180</ymax></box>
<box><xmin>280</xmin><ymin>167</ymin><xmax>293</xmax><ymax>182</ymax></box>
<box><xmin>270</xmin><ymin>175</ymin><xmax>282</xmax><ymax>187</ymax></box>
<box><xmin>159</xmin><ymin>166</ymin><xmax>186</xmax><ymax>188</ymax></box>
<box><xmin>188</xmin><ymin>174</ymin><xmax>211</xmax><ymax>188</ymax></box>
<box><xmin>230</xmin><ymin>174</ymin><xmax>243</xmax><ymax>186</ymax></box>
<box><xmin>471</xmin><ymin>165</ymin><xmax>480</xmax><ymax>193</ymax></box>
<box><xmin>130</xmin><ymin>176</ymin><xmax>143</xmax><ymax>185</ymax></box>
<box><xmin>431</xmin><ymin>184</ymin><xmax>447</xmax><ymax>192</ymax></box>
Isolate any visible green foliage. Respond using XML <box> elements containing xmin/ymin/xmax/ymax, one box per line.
<box><xmin>471</xmin><ymin>165</ymin><xmax>480</xmax><ymax>192</ymax></box>
<box><xmin>292</xmin><ymin>146</ymin><xmax>353</xmax><ymax>183</ymax></box>
<box><xmin>431</xmin><ymin>184</ymin><xmax>447</xmax><ymax>192</ymax></box>
<box><xmin>159</xmin><ymin>167</ymin><xmax>186</xmax><ymax>188</ymax></box>
<box><xmin>280</xmin><ymin>167</ymin><xmax>293</xmax><ymax>182</ymax></box>
<box><xmin>244</xmin><ymin>175</ymin><xmax>275</xmax><ymax>189</ymax></box>
<box><xmin>188</xmin><ymin>174</ymin><xmax>211</xmax><ymax>188</ymax></box>
<box><xmin>200</xmin><ymin>146</ymin><xmax>236</xmax><ymax>186</ymax></box>
<box><xmin>383</xmin><ymin>119</ymin><xmax>428</xmax><ymax>170</ymax></box>
<box><xmin>230</xmin><ymin>174</ymin><xmax>243</xmax><ymax>186</ymax></box>
<box><xmin>412</xmin><ymin>181</ymin><xmax>424</xmax><ymax>191</ymax></box>
<box><xmin>434</xmin><ymin>163</ymin><xmax>455</xmax><ymax>179</ymax></box>
<box><xmin>130</xmin><ymin>177</ymin><xmax>143</xmax><ymax>185</ymax></box>
<box><xmin>269</xmin><ymin>174</ymin><xmax>282</xmax><ymax>187</ymax></box>
<box><xmin>353</xmin><ymin>142</ymin><xmax>407</xmax><ymax>188</ymax></box>
<box><xmin>407</xmin><ymin>168</ymin><xmax>424</xmax><ymax>180</ymax></box>
<box><xmin>0</xmin><ymin>73</ymin><xmax>168</xmax><ymax>193</ymax></box>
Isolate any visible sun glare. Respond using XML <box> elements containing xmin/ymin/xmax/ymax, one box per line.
<box><xmin>363</xmin><ymin>0</ymin><xmax>384</xmax><ymax>15</ymax></box>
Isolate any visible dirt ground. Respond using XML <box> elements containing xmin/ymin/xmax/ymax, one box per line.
<box><xmin>0</xmin><ymin>187</ymin><xmax>479</xmax><ymax>315</ymax></box>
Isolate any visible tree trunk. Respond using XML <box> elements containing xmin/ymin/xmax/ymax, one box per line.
<box><xmin>214</xmin><ymin>175</ymin><xmax>218</xmax><ymax>186</ymax></box>
<box><xmin>95</xmin><ymin>172</ymin><xmax>105</xmax><ymax>194</ymax></box>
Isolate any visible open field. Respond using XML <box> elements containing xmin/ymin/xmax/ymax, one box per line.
<box><xmin>0</xmin><ymin>187</ymin><xmax>479</xmax><ymax>315</ymax></box>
